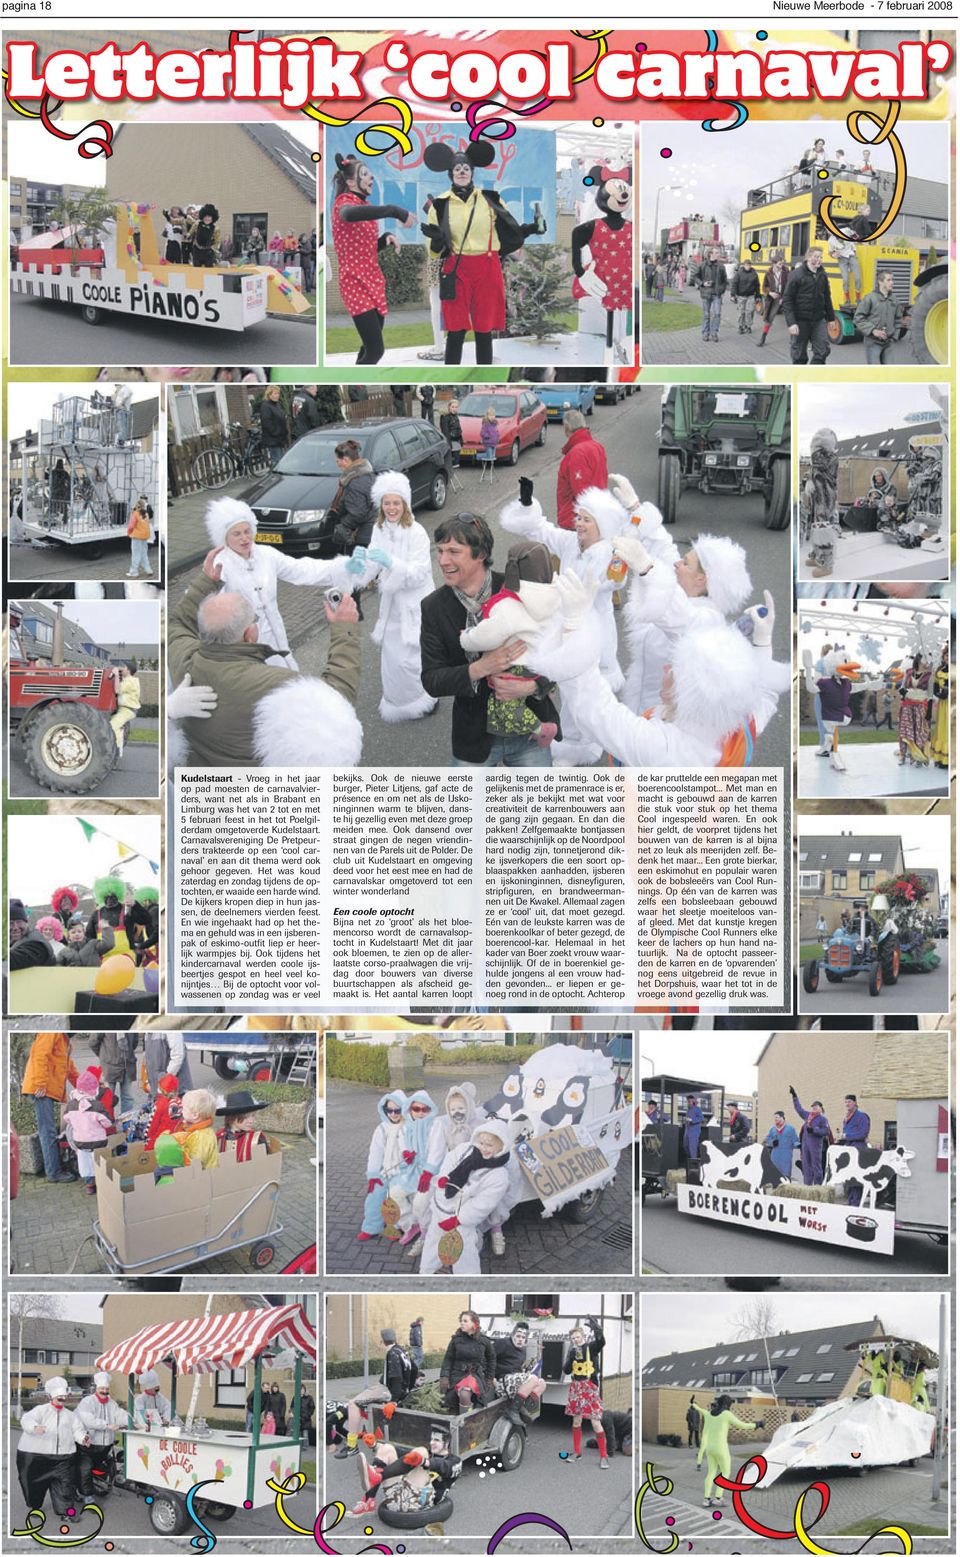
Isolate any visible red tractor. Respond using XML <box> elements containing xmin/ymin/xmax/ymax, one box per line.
<box><xmin>9</xmin><ymin>605</ymin><xmax>119</xmax><ymax>794</ymax></box>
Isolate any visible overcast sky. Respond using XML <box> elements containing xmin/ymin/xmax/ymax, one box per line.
<box><xmin>8</xmin><ymin>118</ymin><xmax>317</xmax><ymax>185</ymax></box>
<box><xmin>13</xmin><ymin>598</ymin><xmax>159</xmax><ymax>644</ymax></box>
<box><xmin>8</xmin><ymin>815</ymin><xmax>160</xmax><ymax>902</ymax></box>
<box><xmin>640</xmin><ymin>120</ymin><xmax>948</xmax><ymax>241</ymax></box>
<box><xmin>798</xmin><ymin>814</ymin><xmax>950</xmax><ymax>881</ymax></box>
<box><xmin>7</xmin><ymin>382</ymin><xmax>158</xmax><ymax>443</ymax></box>
<box><xmin>643</xmin><ymin>1290</ymin><xmax>945</xmax><ymax>1359</ymax></box>
<box><xmin>636</xmin><ymin>1033</ymin><xmax>767</xmax><ymax>1095</ymax></box>
<box><xmin>798</xmin><ymin>383</ymin><xmax>948</xmax><ymax>450</ymax></box>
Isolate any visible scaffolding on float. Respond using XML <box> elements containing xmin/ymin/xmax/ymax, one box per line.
<box><xmin>23</xmin><ymin>394</ymin><xmax>157</xmax><ymax>545</ymax></box>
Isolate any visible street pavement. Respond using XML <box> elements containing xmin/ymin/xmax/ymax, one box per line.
<box><xmin>11</xmin><ymin>1039</ymin><xmax>318</xmax><ymax>1278</ymax></box>
<box><xmin>323</xmin><ymin>1383</ymin><xmax>634</xmax><ymax>1542</ymax></box>
<box><xmin>324</xmin><ymin>1071</ymin><xmax>633</xmax><ymax>1277</ymax></box>
<box><xmin>9</xmin><ymin>722</ymin><xmax>160</xmax><ymax>800</ymax></box>
<box><xmin>8</xmin><ymin>537</ymin><xmax>162</xmax><ymax>585</ymax></box>
<box><xmin>798</xmin><ymin>937</ymin><xmax>950</xmax><ymax>1019</ymax></box>
<box><xmin>641</xmin><ymin>1438</ymin><xmax>945</xmax><ymax>1542</ymax></box>
<box><xmin>168</xmin><ymin>392</ymin><xmax>791</xmax><ymax>771</ymax></box>
<box><xmin>642</xmin><ymin>285</ymin><xmax>918</xmax><ymax>367</ymax></box>
<box><xmin>8</xmin><ymin>293</ymin><xmax>316</xmax><ymax>366</ymax></box>
<box><xmin>640</xmin><ymin>1192</ymin><xmax>949</xmax><ymax>1278</ymax></box>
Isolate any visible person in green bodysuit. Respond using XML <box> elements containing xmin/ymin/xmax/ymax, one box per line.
<box><xmin>690</xmin><ymin>1395</ymin><xmax>763</xmax><ymax>1507</ymax></box>
<box><xmin>911</xmin><ymin>1365</ymin><xmax>928</xmax><ymax>1412</ymax></box>
<box><xmin>859</xmin><ymin>1346</ymin><xmax>888</xmax><ymax>1397</ymax></box>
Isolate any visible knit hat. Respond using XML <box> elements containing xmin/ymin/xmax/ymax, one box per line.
<box><xmin>74</xmin><ymin>1069</ymin><xmax>100</xmax><ymax>1097</ymax></box>
<box><xmin>9</xmin><ymin>898</ymin><xmax>28</xmax><ymax>924</ymax></box>
<box><xmin>575</xmin><ymin>485</ymin><xmax>630</xmax><ymax>542</ymax></box>
<box><xmin>52</xmin><ymin>886</ymin><xmax>79</xmax><ymax>915</ymax></box>
<box><xmin>36</xmin><ymin>916</ymin><xmax>64</xmax><ymax>941</ymax></box>
<box><xmin>380</xmin><ymin>1328</ymin><xmax>397</xmax><ymax>1345</ymax></box>
<box><xmin>371</xmin><ymin>470</ymin><xmax>412</xmax><ymax>511</ymax></box>
<box><xmin>692</xmin><ymin>533</ymin><xmax>752</xmax><ymax>616</ymax></box>
<box><xmin>205</xmin><ymin>496</ymin><xmax>257</xmax><ymax>548</ymax></box>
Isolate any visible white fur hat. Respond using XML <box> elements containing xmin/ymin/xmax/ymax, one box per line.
<box><xmin>371</xmin><ymin>470</ymin><xmax>412</xmax><ymax>511</ymax></box>
<box><xmin>252</xmin><ymin>677</ymin><xmax>363</xmax><ymax>766</ymax></box>
<box><xmin>205</xmin><ymin>496</ymin><xmax>257</xmax><ymax>548</ymax></box>
<box><xmin>669</xmin><ymin>624</ymin><xmax>765</xmax><ymax>741</ymax></box>
<box><xmin>575</xmin><ymin>485</ymin><xmax>629</xmax><ymax>542</ymax></box>
<box><xmin>692</xmin><ymin>533</ymin><xmax>752</xmax><ymax>617</ymax></box>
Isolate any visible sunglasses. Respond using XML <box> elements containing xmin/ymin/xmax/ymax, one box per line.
<box><xmin>409</xmin><ymin>1103</ymin><xmax>431</xmax><ymax>1115</ymax></box>
<box><xmin>385</xmin><ymin>1106</ymin><xmax>402</xmax><ymax>1117</ymax></box>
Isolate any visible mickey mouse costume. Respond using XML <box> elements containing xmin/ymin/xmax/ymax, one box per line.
<box><xmin>423</xmin><ymin>140</ymin><xmax>545</xmax><ymax>365</ymax></box>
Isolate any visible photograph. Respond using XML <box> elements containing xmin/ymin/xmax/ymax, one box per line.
<box><xmin>8</xmin><ymin>121</ymin><xmax>317</xmax><ymax>366</ymax></box>
<box><xmin>324</xmin><ymin>1031</ymin><xmax>633</xmax><ymax>1277</ymax></box>
<box><xmin>165</xmin><ymin>380</ymin><xmax>790</xmax><ymax>771</ymax></box>
<box><xmin>798</xmin><ymin>382</ymin><xmax>948</xmax><ymax>583</ymax></box>
<box><xmin>325</xmin><ymin>1291</ymin><xmax>634</xmax><ymax>1538</ymax></box>
<box><xmin>641</xmin><ymin>1290</ymin><xmax>946</xmax><ymax>1538</ymax></box>
<box><xmin>324</xmin><ymin>121</ymin><xmax>633</xmax><ymax>368</ymax></box>
<box><xmin>8</xmin><ymin>597</ymin><xmax>160</xmax><ymax>799</ymax></box>
<box><xmin>5</xmin><ymin>814</ymin><xmax>161</xmax><ymax>1017</ymax></box>
<box><xmin>9</xmin><ymin>1290</ymin><xmax>317</xmax><ymax>1540</ymax></box>
<box><xmin>640</xmin><ymin>121</ymin><xmax>948</xmax><ymax>367</ymax></box>
<box><xmin>8</xmin><ymin>382</ymin><xmax>161</xmax><ymax>585</ymax></box>
<box><xmin>798</xmin><ymin>595</ymin><xmax>949</xmax><ymax>800</ymax></box>
<box><xmin>798</xmin><ymin>816</ymin><xmax>950</xmax><ymax>1016</ymax></box>
<box><xmin>639</xmin><ymin>1029</ymin><xmax>950</xmax><ymax>1278</ymax></box>
<box><xmin>8</xmin><ymin>1029</ymin><xmax>317</xmax><ymax>1278</ymax></box>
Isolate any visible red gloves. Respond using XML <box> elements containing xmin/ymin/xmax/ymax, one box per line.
<box><xmin>402</xmin><ymin>1150</ymin><xmax>416</xmax><ymax>1164</ymax></box>
<box><xmin>438</xmin><ymin>1216</ymin><xmax>459</xmax><ymax>1232</ymax></box>
<box><xmin>382</xmin><ymin>1402</ymin><xmax>397</xmax><ymax>1421</ymax></box>
<box><xmin>437</xmin><ymin>1176</ymin><xmax>448</xmax><ymax>1188</ymax></box>
<box><xmin>403</xmin><ymin>1448</ymin><xmax>428</xmax><ymax>1467</ymax></box>
<box><xmin>417</xmin><ymin>1171</ymin><xmax>433</xmax><ymax>1192</ymax></box>
<box><xmin>367</xmin><ymin>1178</ymin><xmax>383</xmax><ymax>1193</ymax></box>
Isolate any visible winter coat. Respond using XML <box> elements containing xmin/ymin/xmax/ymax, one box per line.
<box><xmin>853</xmin><ymin>288</ymin><xmax>906</xmax><ymax>341</ymax></box>
<box><xmin>480</xmin><ymin>419</ymin><xmax>499</xmax><ymax>455</ymax></box>
<box><xmin>330</xmin><ymin>459</ymin><xmax>376</xmax><ymax>553</ymax></box>
<box><xmin>409</xmin><ymin>1322</ymin><xmax>423</xmax><ymax>1350</ymax></box>
<box><xmin>782</xmin><ymin>264</ymin><xmax>836</xmax><ymax>325</ymax></box>
<box><xmin>10</xmin><ymin>930</ymin><xmax>57</xmax><ymax>971</ymax></box>
<box><xmin>89</xmin><ymin>1037</ymin><xmax>135</xmax><ymax>1098</ymax></box>
<box><xmin>368</xmin><ymin>519</ymin><xmax>436</xmax><ymax>657</ymax></box>
<box><xmin>73</xmin><ymin>1394</ymin><xmax>129</xmax><ymax>1446</ymax></box>
<box><xmin>728</xmin><ymin>1110</ymin><xmax>751</xmax><ymax>1145</ymax></box>
<box><xmin>124</xmin><ymin>900</ymin><xmax>159</xmax><ymax>960</ymax></box>
<box><xmin>292</xmin><ymin>391</ymin><xmax>322</xmax><ymax>439</ymax></box>
<box><xmin>731</xmin><ymin>266</ymin><xmax>760</xmax><ymax>299</ymax></box>
<box><xmin>22</xmin><ymin>1033</ymin><xmax>78</xmax><ymax>1103</ymax></box>
<box><xmin>762</xmin><ymin>263</ymin><xmax>789</xmax><ymax>300</ymax></box>
<box><xmin>18</xmin><ymin>1403</ymin><xmax>78</xmax><ymax>1457</ymax></box>
<box><xmin>620</xmin><ymin>508</ymin><xmax>681</xmax><ymax>714</ymax></box>
<box><xmin>366</xmin><ymin>1089</ymin><xmax>410</xmax><ymax>1185</ymax></box>
<box><xmin>691</xmin><ymin>258</ymin><xmax>728</xmax><ymax>297</ymax></box>
<box><xmin>258</xmin><ymin>398</ymin><xmax>289</xmax><ymax>450</ymax></box>
<box><xmin>440</xmin><ymin>411</ymin><xmax>462</xmax><ymax>448</ymax></box>
<box><xmin>440</xmin><ymin>1330</ymin><xmax>496</xmax><ymax>1391</ymax></box>
<box><xmin>556</xmin><ymin>429</ymin><xmax>609</xmax><ymax>530</ymax></box>
<box><xmin>59</xmin><ymin>929</ymin><xmax>114</xmax><ymax>968</ymax></box>
<box><xmin>62</xmin><ymin>1095</ymin><xmax>111</xmax><ymax>1147</ymax></box>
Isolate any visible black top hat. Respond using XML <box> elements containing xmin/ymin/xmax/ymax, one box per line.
<box><xmin>215</xmin><ymin>1088</ymin><xmax>271</xmax><ymax>1117</ymax></box>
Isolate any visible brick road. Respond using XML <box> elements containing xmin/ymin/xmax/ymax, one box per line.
<box><xmin>323</xmin><ymin>1070</ymin><xmax>633</xmax><ymax>1278</ymax></box>
<box><xmin>11</xmin><ymin>1038</ymin><xmax>318</xmax><ymax>1278</ymax></box>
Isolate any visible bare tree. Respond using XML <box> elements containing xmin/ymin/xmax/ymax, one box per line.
<box><xmin>730</xmin><ymin>1296</ymin><xmax>780</xmax><ymax>1343</ymax></box>
<box><xmin>10</xmin><ymin>1294</ymin><xmax>64</xmax><ymax>1416</ymax></box>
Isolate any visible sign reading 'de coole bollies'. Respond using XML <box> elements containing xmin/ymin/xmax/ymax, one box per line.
<box><xmin>677</xmin><ymin>1183</ymin><xmax>896</xmax><ymax>1256</ymax></box>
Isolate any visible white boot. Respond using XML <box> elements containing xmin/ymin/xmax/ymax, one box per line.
<box><xmin>830</xmin><ymin>749</ymin><xmax>847</xmax><ymax>772</ymax></box>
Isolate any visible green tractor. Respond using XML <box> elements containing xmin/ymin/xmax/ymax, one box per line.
<box><xmin>657</xmin><ymin>385</ymin><xmax>791</xmax><ymax>530</ymax></box>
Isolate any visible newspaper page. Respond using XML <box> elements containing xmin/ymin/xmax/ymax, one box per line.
<box><xmin>1</xmin><ymin>6</ymin><xmax>955</xmax><ymax>1557</ymax></box>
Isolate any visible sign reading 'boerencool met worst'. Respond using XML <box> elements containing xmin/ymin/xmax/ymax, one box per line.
<box><xmin>677</xmin><ymin>1183</ymin><xmax>895</xmax><ymax>1255</ymax></box>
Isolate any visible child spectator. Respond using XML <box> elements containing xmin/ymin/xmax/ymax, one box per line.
<box><xmin>174</xmin><ymin>1088</ymin><xmax>219</xmax><ymax>1169</ymax></box>
<box><xmin>215</xmin><ymin>1088</ymin><xmax>271</xmax><ymax>1161</ymax></box>
<box><xmin>146</xmin><ymin>1074</ymin><xmax>182</xmax><ymax>1149</ymax></box>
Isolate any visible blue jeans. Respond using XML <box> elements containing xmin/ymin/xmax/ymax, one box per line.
<box><xmin>700</xmin><ymin>294</ymin><xmax>721</xmax><ymax>339</ymax></box>
<box><xmin>268</xmin><ymin>446</ymin><xmax>284</xmax><ymax>468</ymax></box>
<box><xmin>130</xmin><ymin>538</ymin><xmax>150</xmax><ymax>572</ymax></box>
<box><xmin>453</xmin><ymin>735</ymin><xmax>553</xmax><ymax>768</ymax></box>
<box><xmin>33</xmin><ymin>1094</ymin><xmax>62</xmax><ymax>1178</ymax></box>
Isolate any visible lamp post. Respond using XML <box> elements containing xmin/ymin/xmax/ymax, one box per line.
<box><xmin>652</xmin><ymin>184</ymin><xmax>683</xmax><ymax>255</ymax></box>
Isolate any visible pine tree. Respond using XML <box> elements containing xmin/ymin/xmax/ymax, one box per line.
<box><xmin>503</xmin><ymin>244</ymin><xmax>573</xmax><ymax>342</ymax></box>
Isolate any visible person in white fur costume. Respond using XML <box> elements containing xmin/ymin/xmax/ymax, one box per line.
<box><xmin>204</xmin><ymin>496</ymin><xmax>358</xmax><ymax>669</ymax></box>
<box><xmin>500</xmin><ymin>476</ymin><xmax>628</xmax><ymax>763</ymax></box>
<box><xmin>548</xmin><ymin>573</ymin><xmax>790</xmax><ymax>768</ymax></box>
<box><xmin>364</xmin><ymin>471</ymin><xmax>438</xmax><ymax>722</ymax></box>
<box><xmin>419</xmin><ymin>1120</ymin><xmax>512</xmax><ymax>1276</ymax></box>
<box><xmin>603</xmin><ymin>472</ymin><xmax>683</xmax><ymax>714</ymax></box>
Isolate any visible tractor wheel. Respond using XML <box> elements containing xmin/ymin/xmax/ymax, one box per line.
<box><xmin>658</xmin><ymin>452</ymin><xmax>681</xmax><ymax>525</ymax></box>
<box><xmin>880</xmin><ymin>939</ymin><xmax>901</xmax><ymax>986</ymax></box>
<box><xmin>908</xmin><ymin>274</ymin><xmax>948</xmax><ymax>366</ymax></box>
<box><xmin>868</xmin><ymin>960</ymin><xmax>884</xmax><ymax>997</ymax></box>
<box><xmin>21</xmin><ymin>702</ymin><xmax>117</xmax><ymax>794</ymax></box>
<box><xmin>764</xmin><ymin>459</ymin><xmax>790</xmax><ymax>531</ymax></box>
<box><xmin>802</xmin><ymin>959</ymin><xmax>820</xmax><ymax>993</ymax></box>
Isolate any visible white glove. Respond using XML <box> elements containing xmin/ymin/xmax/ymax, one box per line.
<box><xmin>746</xmin><ymin>590</ymin><xmax>775</xmax><ymax>649</ymax></box>
<box><xmin>577</xmin><ymin>259</ymin><xmax>608</xmax><ymax>301</ymax></box>
<box><xmin>612</xmin><ymin>533</ymin><xmax>654</xmax><ymax>575</ymax></box>
<box><xmin>554</xmin><ymin>571</ymin><xmax>597</xmax><ymax>629</ymax></box>
<box><xmin>608</xmin><ymin>472</ymin><xmax>640</xmax><ymax>512</ymax></box>
<box><xmin>802</xmin><ymin>647</ymin><xmax>814</xmax><ymax>671</ymax></box>
<box><xmin>168</xmin><ymin>673</ymin><xmax>218</xmax><ymax>721</ymax></box>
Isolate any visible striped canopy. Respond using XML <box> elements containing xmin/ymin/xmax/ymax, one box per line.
<box><xmin>97</xmin><ymin>1305</ymin><xmax>317</xmax><ymax>1376</ymax></box>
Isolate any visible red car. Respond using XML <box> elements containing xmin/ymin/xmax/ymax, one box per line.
<box><xmin>456</xmin><ymin>389</ymin><xmax>547</xmax><ymax>466</ymax></box>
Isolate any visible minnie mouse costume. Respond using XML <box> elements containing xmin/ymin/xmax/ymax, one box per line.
<box><xmin>331</xmin><ymin>152</ymin><xmax>414</xmax><ymax>364</ymax></box>
<box><xmin>571</xmin><ymin>164</ymin><xmax>633</xmax><ymax>313</ymax></box>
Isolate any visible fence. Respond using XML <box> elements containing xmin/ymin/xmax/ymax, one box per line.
<box><xmin>343</xmin><ymin>391</ymin><xmax>407</xmax><ymax>422</ymax></box>
<box><xmin>167</xmin><ymin>427</ymin><xmax>268</xmax><ymax>499</ymax></box>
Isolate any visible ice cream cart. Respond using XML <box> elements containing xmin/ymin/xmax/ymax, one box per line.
<box><xmin>96</xmin><ymin>1303</ymin><xmax>316</xmax><ymax>1535</ymax></box>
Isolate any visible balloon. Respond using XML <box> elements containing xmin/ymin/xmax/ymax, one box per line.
<box><xmin>94</xmin><ymin>955</ymin><xmax>136</xmax><ymax>996</ymax></box>
<box><xmin>142</xmin><ymin>965</ymin><xmax>160</xmax><ymax>995</ymax></box>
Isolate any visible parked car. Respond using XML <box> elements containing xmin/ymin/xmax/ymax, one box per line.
<box><xmin>935</xmin><ymin>915</ymin><xmax>948</xmax><ymax>938</ymax></box>
<box><xmin>594</xmin><ymin>380</ymin><xmax>627</xmax><ymax>404</ymax></box>
<box><xmin>537</xmin><ymin>383</ymin><xmax>596</xmax><ymax>421</ymax></box>
<box><xmin>239</xmin><ymin>418</ymin><xmax>452</xmax><ymax>557</ymax></box>
<box><xmin>456</xmin><ymin>390</ymin><xmax>547</xmax><ymax>464</ymax></box>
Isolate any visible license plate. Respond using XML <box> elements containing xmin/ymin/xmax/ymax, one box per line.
<box><xmin>256</xmin><ymin>531</ymin><xmax>283</xmax><ymax>543</ymax></box>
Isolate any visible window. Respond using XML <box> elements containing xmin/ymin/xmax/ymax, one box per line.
<box><xmin>860</xmin><ymin>872</ymin><xmax>876</xmax><ymax>891</ymax></box>
<box><xmin>798</xmin><ymin>852</ymin><xmax>808</xmax><ymax>863</ymax></box>
<box><xmin>868</xmin><ymin>852</ymin><xmax>882</xmax><ymax>862</ymax></box>
<box><xmin>816</xmin><ymin>1371</ymin><xmax>835</xmax><ymax>1383</ymax></box>
<box><xmin>830</xmin><ymin>870</ymin><xmax>847</xmax><ymax>891</ymax></box>
<box><xmin>750</xmin><ymin>1367</ymin><xmax>783</xmax><ymax>1388</ymax></box>
<box><xmin>784</xmin><ymin>1348</ymin><xmax>799</xmax><ymax>1358</ymax></box>
<box><xmin>799</xmin><ymin>871</ymin><xmax>821</xmax><ymax>891</ymax></box>
<box><xmin>370</xmin><ymin>431</ymin><xmax>401</xmax><ymax>469</ymax></box>
<box><xmin>713</xmin><ymin>1370</ymin><xmax>743</xmax><ymax>1386</ymax></box>
<box><xmin>713</xmin><ymin>1354</ymin><xmax>728</xmax><ymax>1364</ymax></box>
<box><xmin>392</xmin><ymin>423</ymin><xmax>424</xmax><ymax>460</ymax></box>
<box><xmin>745</xmin><ymin>1352</ymin><xmax>758</xmax><ymax>1361</ymax></box>
<box><xmin>848</xmin><ymin>852</ymin><xmax>862</xmax><ymax>862</ymax></box>
<box><xmin>24</xmin><ymin>617</ymin><xmax>54</xmax><ymax>645</ymax></box>
<box><xmin>816</xmin><ymin>1344</ymin><xmax>832</xmax><ymax>1354</ymax></box>
<box><xmin>215</xmin><ymin>1367</ymin><xmax>247</xmax><ymax>1409</ymax></box>
<box><xmin>795</xmin><ymin>1372</ymin><xmax>814</xmax><ymax>1383</ymax></box>
<box><xmin>771</xmin><ymin>1349</ymin><xmax>784</xmax><ymax>1359</ymax></box>
<box><xmin>233</xmin><ymin>211</ymin><xmax>268</xmax><ymax>248</ymax></box>
<box><xmin>661</xmin><ymin>1363</ymin><xmax>674</xmax><ymax>1373</ymax></box>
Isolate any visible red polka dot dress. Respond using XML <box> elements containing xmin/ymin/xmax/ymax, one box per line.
<box><xmin>572</xmin><ymin>218</ymin><xmax>633</xmax><ymax>310</ymax></box>
<box><xmin>333</xmin><ymin>191</ymin><xmax>387</xmax><ymax>319</ymax></box>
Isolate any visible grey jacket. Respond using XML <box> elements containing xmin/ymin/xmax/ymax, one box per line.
<box><xmin>853</xmin><ymin>288</ymin><xmax>906</xmax><ymax>340</ymax></box>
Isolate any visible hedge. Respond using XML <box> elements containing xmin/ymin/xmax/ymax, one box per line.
<box><xmin>325</xmin><ymin>1037</ymin><xmax>392</xmax><ymax>1087</ymax></box>
<box><xmin>379</xmin><ymin>244</ymin><xmax>427</xmax><ymax>307</ymax></box>
<box><xmin>327</xmin><ymin>1352</ymin><xmax>446</xmax><ymax>1380</ymax></box>
<box><xmin>326</xmin><ymin>1036</ymin><xmax>542</xmax><ymax>1085</ymax></box>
